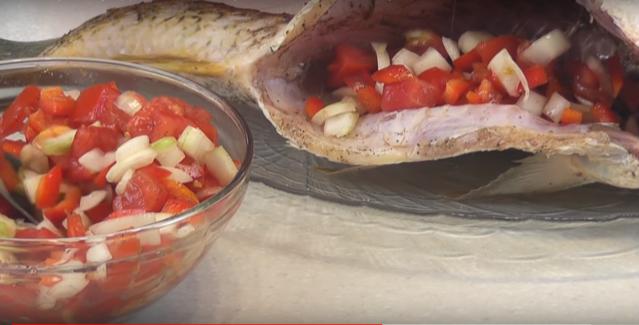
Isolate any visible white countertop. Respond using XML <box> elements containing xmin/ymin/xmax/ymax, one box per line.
<box><xmin>2</xmin><ymin>1</ymin><xmax>639</xmax><ymax>323</ymax></box>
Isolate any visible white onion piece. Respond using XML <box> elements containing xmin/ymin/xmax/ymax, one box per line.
<box><xmin>543</xmin><ymin>92</ymin><xmax>571</xmax><ymax>123</ymax></box>
<box><xmin>23</xmin><ymin>174</ymin><xmax>42</xmax><ymax>204</ymax></box>
<box><xmin>371</xmin><ymin>42</ymin><xmax>390</xmax><ymax>93</ymax></box>
<box><xmin>323</xmin><ymin>112</ymin><xmax>359</xmax><ymax>138</ymax></box>
<box><xmin>311</xmin><ymin>97</ymin><xmax>357</xmax><ymax>125</ymax></box>
<box><xmin>161</xmin><ymin>166</ymin><xmax>193</xmax><ymax>183</ymax></box>
<box><xmin>115</xmin><ymin>135</ymin><xmax>149</xmax><ymax>162</ymax></box>
<box><xmin>86</xmin><ymin>243</ymin><xmax>112</xmax><ymax>263</ymax></box>
<box><xmin>89</xmin><ymin>213</ymin><xmax>158</xmax><ymax>235</ymax></box>
<box><xmin>204</xmin><ymin>146</ymin><xmax>238</xmax><ymax>186</ymax></box>
<box><xmin>458</xmin><ymin>31</ymin><xmax>493</xmax><ymax>53</ymax></box>
<box><xmin>138</xmin><ymin>229</ymin><xmax>162</xmax><ymax>247</ymax></box>
<box><xmin>516</xmin><ymin>91</ymin><xmax>547</xmax><ymax>116</ymax></box>
<box><xmin>442</xmin><ymin>37</ymin><xmax>460</xmax><ymax>60</ymax></box>
<box><xmin>178</xmin><ymin>126</ymin><xmax>215</xmax><ymax>162</ymax></box>
<box><xmin>115</xmin><ymin>91</ymin><xmax>144</xmax><ymax>116</ymax></box>
<box><xmin>115</xmin><ymin>169</ymin><xmax>134</xmax><ymax>195</ymax></box>
<box><xmin>520</xmin><ymin>29</ymin><xmax>570</xmax><ymax>65</ymax></box>
<box><xmin>151</xmin><ymin>137</ymin><xmax>185</xmax><ymax>167</ymax></box>
<box><xmin>20</xmin><ymin>144</ymin><xmax>49</xmax><ymax>173</ymax></box>
<box><xmin>106</xmin><ymin>148</ymin><xmax>157</xmax><ymax>183</ymax></box>
<box><xmin>391</xmin><ymin>48</ymin><xmax>419</xmax><ymax>72</ymax></box>
<box><xmin>413</xmin><ymin>47</ymin><xmax>452</xmax><ymax>74</ymax></box>
<box><xmin>77</xmin><ymin>190</ymin><xmax>107</xmax><ymax>212</ymax></box>
<box><xmin>63</xmin><ymin>89</ymin><xmax>80</xmax><ymax>100</ymax></box>
<box><xmin>78</xmin><ymin>149</ymin><xmax>115</xmax><ymax>173</ymax></box>
<box><xmin>91</xmin><ymin>264</ymin><xmax>107</xmax><ymax>281</ymax></box>
<box><xmin>176</xmin><ymin>224</ymin><xmax>196</xmax><ymax>239</ymax></box>
<box><xmin>488</xmin><ymin>49</ymin><xmax>529</xmax><ymax>98</ymax></box>
<box><xmin>37</xmin><ymin>260</ymin><xmax>88</xmax><ymax>310</ymax></box>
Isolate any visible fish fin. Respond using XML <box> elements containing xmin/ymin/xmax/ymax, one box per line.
<box><xmin>114</xmin><ymin>56</ymin><xmax>227</xmax><ymax>77</ymax></box>
<box><xmin>461</xmin><ymin>154</ymin><xmax>594</xmax><ymax>198</ymax></box>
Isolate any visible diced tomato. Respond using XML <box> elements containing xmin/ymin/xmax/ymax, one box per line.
<box><xmin>71</xmin><ymin>126</ymin><xmax>120</xmax><ymax>158</ymax></box>
<box><xmin>304</xmin><ymin>96</ymin><xmax>325</xmax><ymax>118</ymax></box>
<box><xmin>465</xmin><ymin>90</ymin><xmax>483</xmax><ymax>104</ymax></box>
<box><xmin>71</xmin><ymin>82</ymin><xmax>120</xmax><ymax>125</ymax></box>
<box><xmin>162</xmin><ymin>198</ymin><xmax>196</xmax><ymax>214</ymax></box>
<box><xmin>417</xmin><ymin>67</ymin><xmax>452</xmax><ymax>92</ymax></box>
<box><xmin>144</xmin><ymin>96</ymin><xmax>188</xmax><ymax>116</ymax></box>
<box><xmin>162</xmin><ymin>178</ymin><xmax>199</xmax><ymax>205</ymax></box>
<box><xmin>475</xmin><ymin>36</ymin><xmax>521</xmax><ymax>63</ymax></box>
<box><xmin>592</xmin><ymin>102</ymin><xmax>619</xmax><ymax>123</ymax></box>
<box><xmin>560</xmin><ymin>107</ymin><xmax>583</xmax><ymax>125</ymax></box>
<box><xmin>109</xmin><ymin>236</ymin><xmax>142</xmax><ymax>259</ymax></box>
<box><xmin>1</xmin><ymin>139</ymin><xmax>25</xmax><ymax>157</ymax></box>
<box><xmin>93</xmin><ymin>164</ymin><xmax>113</xmax><ymax>188</ymax></box>
<box><xmin>0</xmin><ymin>196</ymin><xmax>16</xmax><ymax>217</ymax></box>
<box><xmin>404</xmin><ymin>29</ymin><xmax>448</xmax><ymax>57</ymax></box>
<box><xmin>66</xmin><ymin>213</ymin><xmax>87</xmax><ymax>237</ymax></box>
<box><xmin>453</xmin><ymin>49</ymin><xmax>481</xmax><ymax>72</ymax></box>
<box><xmin>1</xmin><ymin>85</ymin><xmax>40</xmax><ymax>136</ymax></box>
<box><xmin>127</xmin><ymin>105</ymin><xmax>190</xmax><ymax>142</ymax></box>
<box><xmin>85</xmin><ymin>194</ymin><xmax>112</xmax><ymax>224</ymax></box>
<box><xmin>184</xmin><ymin>106</ymin><xmax>218</xmax><ymax>144</ymax></box>
<box><xmin>15</xmin><ymin>227</ymin><xmax>60</xmax><ymax>239</ymax></box>
<box><xmin>381</xmin><ymin>77</ymin><xmax>442</xmax><ymax>111</ymax></box>
<box><xmin>57</xmin><ymin>157</ymin><xmax>95</xmax><ymax>183</ymax></box>
<box><xmin>371</xmin><ymin>65</ymin><xmax>413</xmax><ymax>84</ymax></box>
<box><xmin>104</xmin><ymin>209</ymin><xmax>146</xmax><ymax>221</ymax></box>
<box><xmin>524</xmin><ymin>64</ymin><xmax>549</xmax><ymax>89</ymax></box>
<box><xmin>39</xmin><ymin>87</ymin><xmax>75</xmax><ymax>117</ymax></box>
<box><xmin>119</xmin><ymin>168</ymin><xmax>169</xmax><ymax>212</ymax></box>
<box><xmin>35</xmin><ymin>165</ymin><xmax>63</xmax><ymax>209</ymax></box>
<box><xmin>443</xmin><ymin>78</ymin><xmax>471</xmax><ymax>105</ymax></box>
<box><xmin>327</xmin><ymin>43</ymin><xmax>376</xmax><ymax>88</ymax></box>
<box><xmin>607</xmin><ymin>55</ymin><xmax>624</xmax><ymax>98</ymax></box>
<box><xmin>356</xmin><ymin>85</ymin><xmax>382</xmax><ymax>113</ymax></box>
<box><xmin>0</xmin><ymin>154</ymin><xmax>19</xmax><ymax>192</ymax></box>
<box><xmin>43</xmin><ymin>185</ymin><xmax>81</xmax><ymax>225</ymax></box>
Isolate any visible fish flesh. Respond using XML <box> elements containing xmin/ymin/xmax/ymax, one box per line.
<box><xmin>41</xmin><ymin>0</ymin><xmax>639</xmax><ymax>194</ymax></box>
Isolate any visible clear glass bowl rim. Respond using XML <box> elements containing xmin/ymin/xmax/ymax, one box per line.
<box><xmin>0</xmin><ymin>57</ymin><xmax>253</xmax><ymax>245</ymax></box>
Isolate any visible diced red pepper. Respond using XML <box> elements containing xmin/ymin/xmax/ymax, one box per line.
<box><xmin>453</xmin><ymin>49</ymin><xmax>481</xmax><ymax>72</ymax></box>
<box><xmin>475</xmin><ymin>36</ymin><xmax>521</xmax><ymax>63</ymax></box>
<box><xmin>591</xmin><ymin>102</ymin><xmax>619</xmax><ymax>123</ymax></box>
<box><xmin>43</xmin><ymin>185</ymin><xmax>81</xmax><ymax>225</ymax></box>
<box><xmin>1</xmin><ymin>85</ymin><xmax>40</xmax><ymax>136</ymax></box>
<box><xmin>381</xmin><ymin>77</ymin><xmax>442</xmax><ymax>111</ymax></box>
<box><xmin>418</xmin><ymin>67</ymin><xmax>452</xmax><ymax>92</ymax></box>
<box><xmin>39</xmin><ymin>87</ymin><xmax>75</xmax><ymax>117</ymax></box>
<box><xmin>606</xmin><ymin>55</ymin><xmax>624</xmax><ymax>98</ymax></box>
<box><xmin>465</xmin><ymin>90</ymin><xmax>483</xmax><ymax>104</ymax></box>
<box><xmin>1</xmin><ymin>139</ymin><xmax>25</xmax><ymax>157</ymax></box>
<box><xmin>304</xmin><ymin>96</ymin><xmax>325</xmax><ymax>118</ymax></box>
<box><xmin>524</xmin><ymin>64</ymin><xmax>549</xmax><ymax>89</ymax></box>
<box><xmin>0</xmin><ymin>154</ymin><xmax>19</xmax><ymax>192</ymax></box>
<box><xmin>356</xmin><ymin>85</ymin><xmax>382</xmax><ymax>113</ymax></box>
<box><xmin>35</xmin><ymin>165</ymin><xmax>63</xmax><ymax>209</ymax></box>
<box><xmin>371</xmin><ymin>65</ymin><xmax>413</xmax><ymax>84</ymax></box>
<box><xmin>66</xmin><ymin>213</ymin><xmax>87</xmax><ymax>237</ymax></box>
<box><xmin>560</xmin><ymin>107</ymin><xmax>583</xmax><ymax>125</ymax></box>
<box><xmin>443</xmin><ymin>78</ymin><xmax>471</xmax><ymax>105</ymax></box>
<box><xmin>327</xmin><ymin>44</ymin><xmax>376</xmax><ymax>88</ymax></box>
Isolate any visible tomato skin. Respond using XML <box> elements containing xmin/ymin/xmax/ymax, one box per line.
<box><xmin>119</xmin><ymin>168</ymin><xmax>169</xmax><ymax>212</ymax></box>
<box><xmin>381</xmin><ymin>77</ymin><xmax>442</xmax><ymax>111</ymax></box>
<box><xmin>453</xmin><ymin>49</ymin><xmax>481</xmax><ymax>72</ymax></box>
<box><xmin>356</xmin><ymin>85</ymin><xmax>382</xmax><ymax>113</ymax></box>
<box><xmin>372</xmin><ymin>65</ymin><xmax>413</xmax><ymax>84</ymax></box>
<box><xmin>328</xmin><ymin>44</ymin><xmax>376</xmax><ymax>88</ymax></box>
<box><xmin>304</xmin><ymin>96</ymin><xmax>325</xmax><ymax>118</ymax></box>
<box><xmin>475</xmin><ymin>36</ymin><xmax>521</xmax><ymax>63</ymax></box>
<box><xmin>39</xmin><ymin>87</ymin><xmax>75</xmax><ymax>117</ymax></box>
<box><xmin>35</xmin><ymin>165</ymin><xmax>63</xmax><ymax>209</ymax></box>
<box><xmin>2</xmin><ymin>85</ymin><xmax>40</xmax><ymax>136</ymax></box>
<box><xmin>71</xmin><ymin>126</ymin><xmax>120</xmax><ymax>159</ymax></box>
<box><xmin>72</xmin><ymin>82</ymin><xmax>120</xmax><ymax>124</ymax></box>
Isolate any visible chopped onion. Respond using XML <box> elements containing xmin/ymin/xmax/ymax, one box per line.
<box><xmin>0</xmin><ymin>213</ymin><xmax>16</xmax><ymax>238</ymax></box>
<box><xmin>115</xmin><ymin>91</ymin><xmax>144</xmax><ymax>116</ymax></box>
<box><xmin>37</xmin><ymin>260</ymin><xmax>89</xmax><ymax>310</ymax></box>
<box><xmin>86</xmin><ymin>243</ymin><xmax>112</xmax><ymax>263</ymax></box>
<box><xmin>78</xmin><ymin>149</ymin><xmax>115</xmax><ymax>173</ymax></box>
<box><xmin>115</xmin><ymin>135</ymin><xmax>149</xmax><ymax>162</ymax></box>
<box><xmin>63</xmin><ymin>89</ymin><xmax>80</xmax><ymax>100</ymax></box>
<box><xmin>139</xmin><ymin>229</ymin><xmax>162</xmax><ymax>246</ymax></box>
<box><xmin>204</xmin><ymin>146</ymin><xmax>238</xmax><ymax>186</ymax></box>
<box><xmin>543</xmin><ymin>92</ymin><xmax>571</xmax><ymax>123</ymax></box>
<box><xmin>178</xmin><ymin>126</ymin><xmax>215</xmax><ymax>162</ymax></box>
<box><xmin>323</xmin><ymin>112</ymin><xmax>359</xmax><ymax>138</ymax></box>
<box><xmin>115</xmin><ymin>169</ymin><xmax>134</xmax><ymax>195</ymax></box>
<box><xmin>458</xmin><ymin>31</ymin><xmax>493</xmax><ymax>53</ymax></box>
<box><xmin>34</xmin><ymin>127</ymin><xmax>76</xmax><ymax>156</ymax></box>
<box><xmin>371</xmin><ymin>42</ymin><xmax>390</xmax><ymax>93</ymax></box>
<box><xmin>151</xmin><ymin>137</ymin><xmax>185</xmax><ymax>167</ymax></box>
<box><xmin>89</xmin><ymin>213</ymin><xmax>158</xmax><ymax>235</ymax></box>
<box><xmin>413</xmin><ymin>47</ymin><xmax>452</xmax><ymax>74</ymax></box>
<box><xmin>442</xmin><ymin>37</ymin><xmax>460</xmax><ymax>60</ymax></box>
<box><xmin>488</xmin><ymin>49</ymin><xmax>529</xmax><ymax>98</ymax></box>
<box><xmin>311</xmin><ymin>97</ymin><xmax>357</xmax><ymax>125</ymax></box>
<box><xmin>106</xmin><ymin>148</ymin><xmax>157</xmax><ymax>183</ymax></box>
<box><xmin>391</xmin><ymin>48</ymin><xmax>419</xmax><ymax>71</ymax></box>
<box><xmin>516</xmin><ymin>91</ymin><xmax>547</xmax><ymax>116</ymax></box>
<box><xmin>20</xmin><ymin>144</ymin><xmax>49</xmax><ymax>173</ymax></box>
<box><xmin>76</xmin><ymin>190</ymin><xmax>107</xmax><ymax>212</ymax></box>
<box><xmin>161</xmin><ymin>166</ymin><xmax>193</xmax><ymax>183</ymax></box>
<box><xmin>22</xmin><ymin>173</ymin><xmax>42</xmax><ymax>204</ymax></box>
<box><xmin>176</xmin><ymin>224</ymin><xmax>195</xmax><ymax>239</ymax></box>
<box><xmin>520</xmin><ymin>29</ymin><xmax>570</xmax><ymax>65</ymax></box>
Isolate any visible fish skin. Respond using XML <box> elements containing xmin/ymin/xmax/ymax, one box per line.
<box><xmin>39</xmin><ymin>0</ymin><xmax>639</xmax><ymax>192</ymax></box>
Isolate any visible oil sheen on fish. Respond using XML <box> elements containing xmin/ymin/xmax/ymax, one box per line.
<box><xmin>41</xmin><ymin>0</ymin><xmax>639</xmax><ymax>195</ymax></box>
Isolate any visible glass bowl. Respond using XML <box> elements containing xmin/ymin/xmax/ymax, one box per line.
<box><xmin>0</xmin><ymin>58</ymin><xmax>252</xmax><ymax>323</ymax></box>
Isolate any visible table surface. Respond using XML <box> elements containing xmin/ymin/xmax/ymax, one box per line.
<box><xmin>2</xmin><ymin>1</ymin><xmax>639</xmax><ymax>323</ymax></box>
